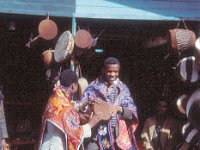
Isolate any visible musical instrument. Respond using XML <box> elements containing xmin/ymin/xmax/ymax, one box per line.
<box><xmin>42</xmin><ymin>49</ymin><xmax>55</xmax><ymax>65</ymax></box>
<box><xmin>74</xmin><ymin>29</ymin><xmax>93</xmax><ymax>49</ymax></box>
<box><xmin>93</xmin><ymin>100</ymin><xmax>112</xmax><ymax>121</ymax></box>
<box><xmin>54</xmin><ymin>31</ymin><xmax>74</xmax><ymax>63</ymax></box>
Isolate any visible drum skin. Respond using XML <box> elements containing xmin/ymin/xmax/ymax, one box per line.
<box><xmin>38</xmin><ymin>19</ymin><xmax>58</xmax><ymax>40</ymax></box>
<box><xmin>74</xmin><ymin>29</ymin><xmax>93</xmax><ymax>49</ymax></box>
<box><xmin>93</xmin><ymin>100</ymin><xmax>112</xmax><ymax>121</ymax></box>
<box><xmin>54</xmin><ymin>31</ymin><xmax>74</xmax><ymax>63</ymax></box>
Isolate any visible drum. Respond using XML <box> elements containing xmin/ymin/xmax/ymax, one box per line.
<box><xmin>42</xmin><ymin>49</ymin><xmax>55</xmax><ymax>65</ymax></box>
<box><xmin>54</xmin><ymin>31</ymin><xmax>74</xmax><ymax>63</ymax></box>
<box><xmin>93</xmin><ymin>100</ymin><xmax>112</xmax><ymax>121</ymax></box>
<box><xmin>169</xmin><ymin>29</ymin><xmax>196</xmax><ymax>52</ymax></box>
<box><xmin>38</xmin><ymin>19</ymin><xmax>58</xmax><ymax>40</ymax></box>
<box><xmin>74</xmin><ymin>29</ymin><xmax>93</xmax><ymax>49</ymax></box>
<box><xmin>176</xmin><ymin>56</ymin><xmax>199</xmax><ymax>83</ymax></box>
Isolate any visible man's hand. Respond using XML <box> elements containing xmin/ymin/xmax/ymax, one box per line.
<box><xmin>88</xmin><ymin>112</ymin><xmax>102</xmax><ymax>128</ymax></box>
<box><xmin>1</xmin><ymin>139</ymin><xmax>7</xmax><ymax>150</ymax></box>
<box><xmin>109</xmin><ymin>105</ymin><xmax>122</xmax><ymax>116</ymax></box>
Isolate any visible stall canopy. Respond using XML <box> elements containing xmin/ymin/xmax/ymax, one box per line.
<box><xmin>0</xmin><ymin>0</ymin><xmax>199</xmax><ymax>21</ymax></box>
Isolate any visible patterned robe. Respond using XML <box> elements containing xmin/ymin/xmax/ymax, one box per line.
<box><xmin>39</xmin><ymin>86</ymin><xmax>84</xmax><ymax>150</ymax></box>
<box><xmin>80</xmin><ymin>77</ymin><xmax>138</xmax><ymax>150</ymax></box>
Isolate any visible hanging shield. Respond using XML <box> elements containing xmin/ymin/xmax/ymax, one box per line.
<box><xmin>176</xmin><ymin>56</ymin><xmax>199</xmax><ymax>83</ymax></box>
<box><xmin>54</xmin><ymin>31</ymin><xmax>74</xmax><ymax>63</ymax></box>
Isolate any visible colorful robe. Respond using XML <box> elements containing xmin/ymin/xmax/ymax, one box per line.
<box><xmin>80</xmin><ymin>77</ymin><xmax>138</xmax><ymax>150</ymax></box>
<box><xmin>39</xmin><ymin>86</ymin><xmax>84</xmax><ymax>150</ymax></box>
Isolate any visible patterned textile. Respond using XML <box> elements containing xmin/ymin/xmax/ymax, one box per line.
<box><xmin>39</xmin><ymin>86</ymin><xmax>84</xmax><ymax>150</ymax></box>
<box><xmin>80</xmin><ymin>76</ymin><xmax>138</xmax><ymax>150</ymax></box>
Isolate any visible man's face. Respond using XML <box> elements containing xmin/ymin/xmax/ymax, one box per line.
<box><xmin>104</xmin><ymin>64</ymin><xmax>120</xmax><ymax>85</ymax></box>
<box><xmin>156</xmin><ymin>101</ymin><xmax>168</xmax><ymax>116</ymax></box>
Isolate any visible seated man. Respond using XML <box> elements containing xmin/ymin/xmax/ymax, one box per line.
<box><xmin>141</xmin><ymin>99</ymin><xmax>181</xmax><ymax>150</ymax></box>
<box><xmin>39</xmin><ymin>69</ymin><xmax>100</xmax><ymax>150</ymax></box>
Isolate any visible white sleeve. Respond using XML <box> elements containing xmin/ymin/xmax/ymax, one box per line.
<box><xmin>82</xmin><ymin>124</ymin><xmax>92</xmax><ymax>138</ymax></box>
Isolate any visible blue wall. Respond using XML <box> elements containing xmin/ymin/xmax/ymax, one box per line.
<box><xmin>0</xmin><ymin>0</ymin><xmax>199</xmax><ymax>20</ymax></box>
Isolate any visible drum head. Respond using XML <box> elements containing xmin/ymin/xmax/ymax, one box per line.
<box><xmin>38</xmin><ymin>19</ymin><xmax>58</xmax><ymax>40</ymax></box>
<box><xmin>54</xmin><ymin>31</ymin><xmax>74</xmax><ymax>63</ymax></box>
<box><xmin>74</xmin><ymin>29</ymin><xmax>93</xmax><ymax>49</ymax></box>
<box><xmin>94</xmin><ymin>100</ymin><xmax>111</xmax><ymax>121</ymax></box>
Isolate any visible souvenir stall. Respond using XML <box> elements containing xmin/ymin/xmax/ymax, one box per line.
<box><xmin>0</xmin><ymin>0</ymin><xmax>199</xmax><ymax>149</ymax></box>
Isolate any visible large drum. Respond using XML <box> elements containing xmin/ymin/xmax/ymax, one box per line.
<box><xmin>169</xmin><ymin>29</ymin><xmax>196</xmax><ymax>52</ymax></box>
<box><xmin>54</xmin><ymin>31</ymin><xmax>74</xmax><ymax>63</ymax></box>
<box><xmin>176</xmin><ymin>56</ymin><xmax>199</xmax><ymax>83</ymax></box>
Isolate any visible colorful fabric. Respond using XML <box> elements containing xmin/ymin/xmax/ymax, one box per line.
<box><xmin>80</xmin><ymin>76</ymin><xmax>138</xmax><ymax>150</ymax></box>
<box><xmin>39</xmin><ymin>86</ymin><xmax>84</xmax><ymax>150</ymax></box>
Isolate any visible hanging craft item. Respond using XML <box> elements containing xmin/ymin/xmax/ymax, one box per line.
<box><xmin>176</xmin><ymin>94</ymin><xmax>189</xmax><ymax>114</ymax></box>
<box><xmin>195</xmin><ymin>37</ymin><xmax>200</xmax><ymax>50</ymax></box>
<box><xmin>74</xmin><ymin>29</ymin><xmax>93</xmax><ymax>49</ymax></box>
<box><xmin>42</xmin><ymin>49</ymin><xmax>55</xmax><ymax>65</ymax></box>
<box><xmin>38</xmin><ymin>17</ymin><xmax>58</xmax><ymax>40</ymax></box>
<box><xmin>54</xmin><ymin>31</ymin><xmax>74</xmax><ymax>63</ymax></box>
<box><xmin>25</xmin><ymin>13</ymin><xmax>58</xmax><ymax>48</ymax></box>
<box><xmin>176</xmin><ymin>56</ymin><xmax>199</xmax><ymax>83</ymax></box>
<box><xmin>169</xmin><ymin>19</ymin><xmax>196</xmax><ymax>52</ymax></box>
<box><xmin>195</xmin><ymin>38</ymin><xmax>200</xmax><ymax>69</ymax></box>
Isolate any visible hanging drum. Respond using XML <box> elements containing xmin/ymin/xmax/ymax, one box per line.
<box><xmin>42</xmin><ymin>49</ymin><xmax>55</xmax><ymax>65</ymax></box>
<box><xmin>176</xmin><ymin>56</ymin><xmax>199</xmax><ymax>83</ymax></box>
<box><xmin>54</xmin><ymin>31</ymin><xmax>74</xmax><ymax>63</ymax></box>
<box><xmin>176</xmin><ymin>94</ymin><xmax>189</xmax><ymax>114</ymax></box>
<box><xmin>169</xmin><ymin>29</ymin><xmax>196</xmax><ymax>52</ymax></box>
<box><xmin>74</xmin><ymin>29</ymin><xmax>93</xmax><ymax>49</ymax></box>
<box><xmin>38</xmin><ymin>18</ymin><xmax>58</xmax><ymax>40</ymax></box>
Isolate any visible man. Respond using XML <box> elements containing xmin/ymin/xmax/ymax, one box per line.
<box><xmin>0</xmin><ymin>86</ymin><xmax>8</xmax><ymax>150</ymax></box>
<box><xmin>141</xmin><ymin>100</ymin><xmax>181</xmax><ymax>150</ymax></box>
<box><xmin>39</xmin><ymin>69</ymin><xmax>100</xmax><ymax>150</ymax></box>
<box><xmin>80</xmin><ymin>57</ymin><xmax>138</xmax><ymax>150</ymax></box>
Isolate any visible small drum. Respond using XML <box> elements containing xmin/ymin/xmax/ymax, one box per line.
<box><xmin>38</xmin><ymin>19</ymin><xmax>58</xmax><ymax>40</ymax></box>
<box><xmin>54</xmin><ymin>31</ymin><xmax>74</xmax><ymax>63</ymax></box>
<box><xmin>74</xmin><ymin>29</ymin><xmax>93</xmax><ymax>49</ymax></box>
<box><xmin>169</xmin><ymin>29</ymin><xmax>196</xmax><ymax>51</ymax></box>
<box><xmin>42</xmin><ymin>49</ymin><xmax>55</xmax><ymax>65</ymax></box>
<box><xmin>93</xmin><ymin>100</ymin><xmax>112</xmax><ymax>121</ymax></box>
<box><xmin>176</xmin><ymin>56</ymin><xmax>199</xmax><ymax>83</ymax></box>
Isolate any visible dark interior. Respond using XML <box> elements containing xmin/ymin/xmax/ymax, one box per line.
<box><xmin>0</xmin><ymin>13</ymin><xmax>199</xmax><ymax>140</ymax></box>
